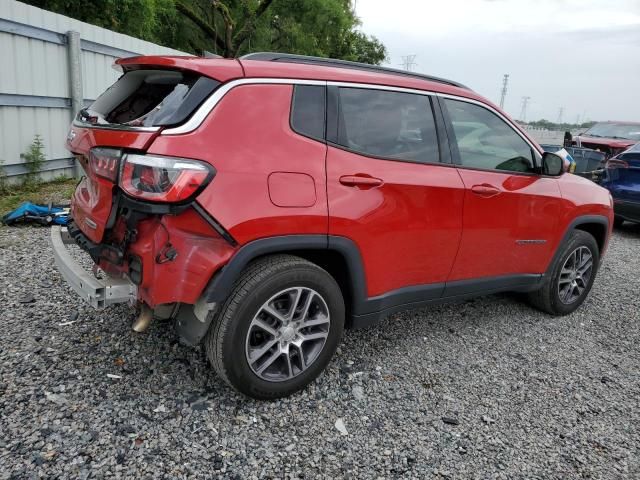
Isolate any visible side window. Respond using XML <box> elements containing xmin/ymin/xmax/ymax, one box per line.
<box><xmin>291</xmin><ymin>85</ymin><xmax>326</xmax><ymax>141</ymax></box>
<box><xmin>444</xmin><ymin>99</ymin><xmax>536</xmax><ymax>173</ymax></box>
<box><xmin>336</xmin><ymin>87</ymin><xmax>439</xmax><ymax>163</ymax></box>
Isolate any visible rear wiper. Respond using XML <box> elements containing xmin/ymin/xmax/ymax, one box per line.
<box><xmin>609</xmin><ymin>136</ymin><xmax>631</xmax><ymax>140</ymax></box>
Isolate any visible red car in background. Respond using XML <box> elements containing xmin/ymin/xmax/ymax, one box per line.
<box><xmin>573</xmin><ymin>121</ymin><xmax>640</xmax><ymax>157</ymax></box>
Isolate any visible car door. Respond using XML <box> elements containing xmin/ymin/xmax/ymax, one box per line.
<box><xmin>326</xmin><ymin>85</ymin><xmax>465</xmax><ymax>302</ymax></box>
<box><xmin>440</xmin><ymin>97</ymin><xmax>563</xmax><ymax>284</ymax></box>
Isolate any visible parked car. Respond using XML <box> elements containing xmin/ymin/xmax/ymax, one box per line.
<box><xmin>52</xmin><ymin>53</ymin><xmax>614</xmax><ymax>399</ymax></box>
<box><xmin>598</xmin><ymin>142</ymin><xmax>640</xmax><ymax>226</ymax></box>
<box><xmin>572</xmin><ymin>121</ymin><xmax>640</xmax><ymax>157</ymax></box>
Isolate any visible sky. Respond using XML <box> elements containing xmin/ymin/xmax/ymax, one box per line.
<box><xmin>355</xmin><ymin>0</ymin><xmax>640</xmax><ymax>123</ymax></box>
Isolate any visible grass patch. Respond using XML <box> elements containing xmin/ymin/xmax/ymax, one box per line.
<box><xmin>0</xmin><ymin>176</ymin><xmax>77</xmax><ymax>217</ymax></box>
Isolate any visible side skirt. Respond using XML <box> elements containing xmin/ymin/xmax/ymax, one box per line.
<box><xmin>351</xmin><ymin>274</ymin><xmax>542</xmax><ymax>329</ymax></box>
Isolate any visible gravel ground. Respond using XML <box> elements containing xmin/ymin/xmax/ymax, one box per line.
<box><xmin>0</xmin><ymin>224</ymin><xmax>639</xmax><ymax>479</ymax></box>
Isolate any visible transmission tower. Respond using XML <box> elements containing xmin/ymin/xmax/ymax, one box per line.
<box><xmin>519</xmin><ymin>96</ymin><xmax>531</xmax><ymax>122</ymax></box>
<box><xmin>499</xmin><ymin>74</ymin><xmax>509</xmax><ymax>109</ymax></box>
<box><xmin>557</xmin><ymin>107</ymin><xmax>564</xmax><ymax>125</ymax></box>
<box><xmin>400</xmin><ymin>55</ymin><xmax>417</xmax><ymax>72</ymax></box>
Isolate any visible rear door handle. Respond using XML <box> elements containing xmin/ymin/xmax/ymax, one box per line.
<box><xmin>471</xmin><ymin>184</ymin><xmax>501</xmax><ymax>197</ymax></box>
<box><xmin>339</xmin><ymin>175</ymin><xmax>384</xmax><ymax>188</ymax></box>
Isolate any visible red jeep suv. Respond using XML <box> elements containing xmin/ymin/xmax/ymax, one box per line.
<box><xmin>52</xmin><ymin>53</ymin><xmax>614</xmax><ymax>399</ymax></box>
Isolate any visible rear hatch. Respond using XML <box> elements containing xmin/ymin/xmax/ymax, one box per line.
<box><xmin>67</xmin><ymin>66</ymin><xmax>223</xmax><ymax>243</ymax></box>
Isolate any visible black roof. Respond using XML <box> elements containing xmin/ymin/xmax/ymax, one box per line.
<box><xmin>240</xmin><ymin>52</ymin><xmax>469</xmax><ymax>90</ymax></box>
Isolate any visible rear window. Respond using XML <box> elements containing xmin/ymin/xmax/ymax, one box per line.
<box><xmin>290</xmin><ymin>85</ymin><xmax>326</xmax><ymax>141</ymax></box>
<box><xmin>336</xmin><ymin>87</ymin><xmax>440</xmax><ymax>163</ymax></box>
<box><xmin>79</xmin><ymin>69</ymin><xmax>220</xmax><ymax>128</ymax></box>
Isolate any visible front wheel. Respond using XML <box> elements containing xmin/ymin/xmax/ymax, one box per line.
<box><xmin>205</xmin><ymin>255</ymin><xmax>345</xmax><ymax>399</ymax></box>
<box><xmin>527</xmin><ymin>230</ymin><xmax>600</xmax><ymax>315</ymax></box>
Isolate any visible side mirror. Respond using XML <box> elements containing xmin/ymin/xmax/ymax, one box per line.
<box><xmin>542</xmin><ymin>149</ymin><xmax>573</xmax><ymax>176</ymax></box>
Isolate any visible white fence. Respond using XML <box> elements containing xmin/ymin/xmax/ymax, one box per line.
<box><xmin>0</xmin><ymin>0</ymin><xmax>187</xmax><ymax>181</ymax></box>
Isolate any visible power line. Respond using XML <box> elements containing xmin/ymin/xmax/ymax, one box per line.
<box><xmin>519</xmin><ymin>96</ymin><xmax>531</xmax><ymax>122</ymax></box>
<box><xmin>499</xmin><ymin>74</ymin><xmax>509</xmax><ymax>109</ymax></box>
<box><xmin>400</xmin><ymin>55</ymin><xmax>417</xmax><ymax>72</ymax></box>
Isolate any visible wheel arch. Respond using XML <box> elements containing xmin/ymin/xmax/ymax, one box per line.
<box><xmin>547</xmin><ymin>215</ymin><xmax>610</xmax><ymax>275</ymax></box>
<box><xmin>203</xmin><ymin>235</ymin><xmax>369</xmax><ymax>324</ymax></box>
<box><xmin>573</xmin><ymin>220</ymin><xmax>608</xmax><ymax>253</ymax></box>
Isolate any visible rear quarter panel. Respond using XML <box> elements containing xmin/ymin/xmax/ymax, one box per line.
<box><xmin>147</xmin><ymin>84</ymin><xmax>329</xmax><ymax>245</ymax></box>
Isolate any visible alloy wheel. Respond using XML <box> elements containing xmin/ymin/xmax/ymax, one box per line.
<box><xmin>557</xmin><ymin>246</ymin><xmax>593</xmax><ymax>305</ymax></box>
<box><xmin>245</xmin><ymin>287</ymin><xmax>330</xmax><ymax>382</ymax></box>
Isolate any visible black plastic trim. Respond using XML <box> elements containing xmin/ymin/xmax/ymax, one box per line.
<box><xmin>157</xmin><ymin>76</ymin><xmax>221</xmax><ymax>127</ymax></box>
<box><xmin>118</xmin><ymin>195</ymin><xmax>193</xmax><ymax>215</ymax></box>
<box><xmin>366</xmin><ymin>283</ymin><xmax>445</xmax><ymax>312</ymax></box>
<box><xmin>432</xmin><ymin>94</ymin><xmax>452</xmax><ymax>164</ymax></box>
<box><xmin>202</xmin><ymin>235</ymin><xmax>554</xmax><ymax>331</ymax></box>
<box><xmin>205</xmin><ymin>235</ymin><xmax>331</xmax><ymax>304</ymax></box>
<box><xmin>546</xmin><ymin>215</ymin><xmax>610</xmax><ymax>270</ymax></box>
<box><xmin>326</xmin><ymin>86</ymin><xmax>339</xmax><ymax>144</ymax></box>
<box><xmin>67</xmin><ymin>220</ymin><xmax>125</xmax><ymax>265</ymax></box>
<box><xmin>442</xmin><ymin>274</ymin><xmax>542</xmax><ymax>297</ymax></box>
<box><xmin>193</xmin><ymin>202</ymin><xmax>237</xmax><ymax>246</ymax></box>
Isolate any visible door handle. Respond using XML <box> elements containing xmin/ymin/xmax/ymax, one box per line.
<box><xmin>339</xmin><ymin>175</ymin><xmax>384</xmax><ymax>188</ymax></box>
<box><xmin>471</xmin><ymin>184</ymin><xmax>501</xmax><ymax>197</ymax></box>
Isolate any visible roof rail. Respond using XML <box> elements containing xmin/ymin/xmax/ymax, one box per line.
<box><xmin>240</xmin><ymin>52</ymin><xmax>469</xmax><ymax>90</ymax></box>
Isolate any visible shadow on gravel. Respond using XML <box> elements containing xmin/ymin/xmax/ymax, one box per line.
<box><xmin>614</xmin><ymin>222</ymin><xmax>640</xmax><ymax>238</ymax></box>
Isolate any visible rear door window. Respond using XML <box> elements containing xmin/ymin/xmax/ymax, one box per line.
<box><xmin>79</xmin><ymin>69</ymin><xmax>220</xmax><ymax>128</ymax></box>
<box><xmin>335</xmin><ymin>87</ymin><xmax>440</xmax><ymax>164</ymax></box>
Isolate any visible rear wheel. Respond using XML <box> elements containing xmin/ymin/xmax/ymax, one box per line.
<box><xmin>527</xmin><ymin>230</ymin><xmax>599</xmax><ymax>315</ymax></box>
<box><xmin>205</xmin><ymin>255</ymin><xmax>344</xmax><ymax>399</ymax></box>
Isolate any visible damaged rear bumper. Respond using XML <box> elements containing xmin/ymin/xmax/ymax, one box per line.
<box><xmin>51</xmin><ymin>226</ymin><xmax>137</xmax><ymax>308</ymax></box>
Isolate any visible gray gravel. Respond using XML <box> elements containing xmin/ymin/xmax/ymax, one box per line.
<box><xmin>1</xmin><ymin>224</ymin><xmax>639</xmax><ymax>479</ymax></box>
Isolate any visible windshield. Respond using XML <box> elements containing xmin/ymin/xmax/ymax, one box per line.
<box><xmin>78</xmin><ymin>69</ymin><xmax>219</xmax><ymax>128</ymax></box>
<box><xmin>583</xmin><ymin>122</ymin><xmax>640</xmax><ymax>141</ymax></box>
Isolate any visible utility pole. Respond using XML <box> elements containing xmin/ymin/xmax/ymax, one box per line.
<box><xmin>557</xmin><ymin>107</ymin><xmax>564</xmax><ymax>125</ymax></box>
<box><xmin>400</xmin><ymin>55</ymin><xmax>417</xmax><ymax>72</ymax></box>
<box><xmin>499</xmin><ymin>74</ymin><xmax>509</xmax><ymax>109</ymax></box>
<box><xmin>519</xmin><ymin>96</ymin><xmax>531</xmax><ymax>122</ymax></box>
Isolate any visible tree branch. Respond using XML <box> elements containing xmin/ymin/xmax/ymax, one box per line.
<box><xmin>176</xmin><ymin>1</ymin><xmax>226</xmax><ymax>53</ymax></box>
<box><xmin>211</xmin><ymin>0</ymin><xmax>236</xmax><ymax>56</ymax></box>
<box><xmin>232</xmin><ymin>0</ymin><xmax>275</xmax><ymax>55</ymax></box>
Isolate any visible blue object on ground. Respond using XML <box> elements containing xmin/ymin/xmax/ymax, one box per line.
<box><xmin>1</xmin><ymin>202</ymin><xmax>69</xmax><ymax>226</ymax></box>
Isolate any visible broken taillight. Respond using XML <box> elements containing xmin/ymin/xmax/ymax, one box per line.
<box><xmin>88</xmin><ymin>147</ymin><xmax>122</xmax><ymax>181</ymax></box>
<box><xmin>119</xmin><ymin>154</ymin><xmax>214</xmax><ymax>203</ymax></box>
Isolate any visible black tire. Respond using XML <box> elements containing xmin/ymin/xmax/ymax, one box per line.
<box><xmin>613</xmin><ymin>216</ymin><xmax>625</xmax><ymax>228</ymax></box>
<box><xmin>527</xmin><ymin>230</ymin><xmax>600</xmax><ymax>315</ymax></box>
<box><xmin>204</xmin><ymin>254</ymin><xmax>345</xmax><ymax>399</ymax></box>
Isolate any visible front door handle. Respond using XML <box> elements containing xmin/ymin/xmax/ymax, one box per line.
<box><xmin>471</xmin><ymin>184</ymin><xmax>501</xmax><ymax>197</ymax></box>
<box><xmin>339</xmin><ymin>175</ymin><xmax>384</xmax><ymax>188</ymax></box>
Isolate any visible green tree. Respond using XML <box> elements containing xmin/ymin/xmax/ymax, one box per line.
<box><xmin>24</xmin><ymin>0</ymin><xmax>175</xmax><ymax>43</ymax></box>
<box><xmin>24</xmin><ymin>0</ymin><xmax>387</xmax><ymax>64</ymax></box>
